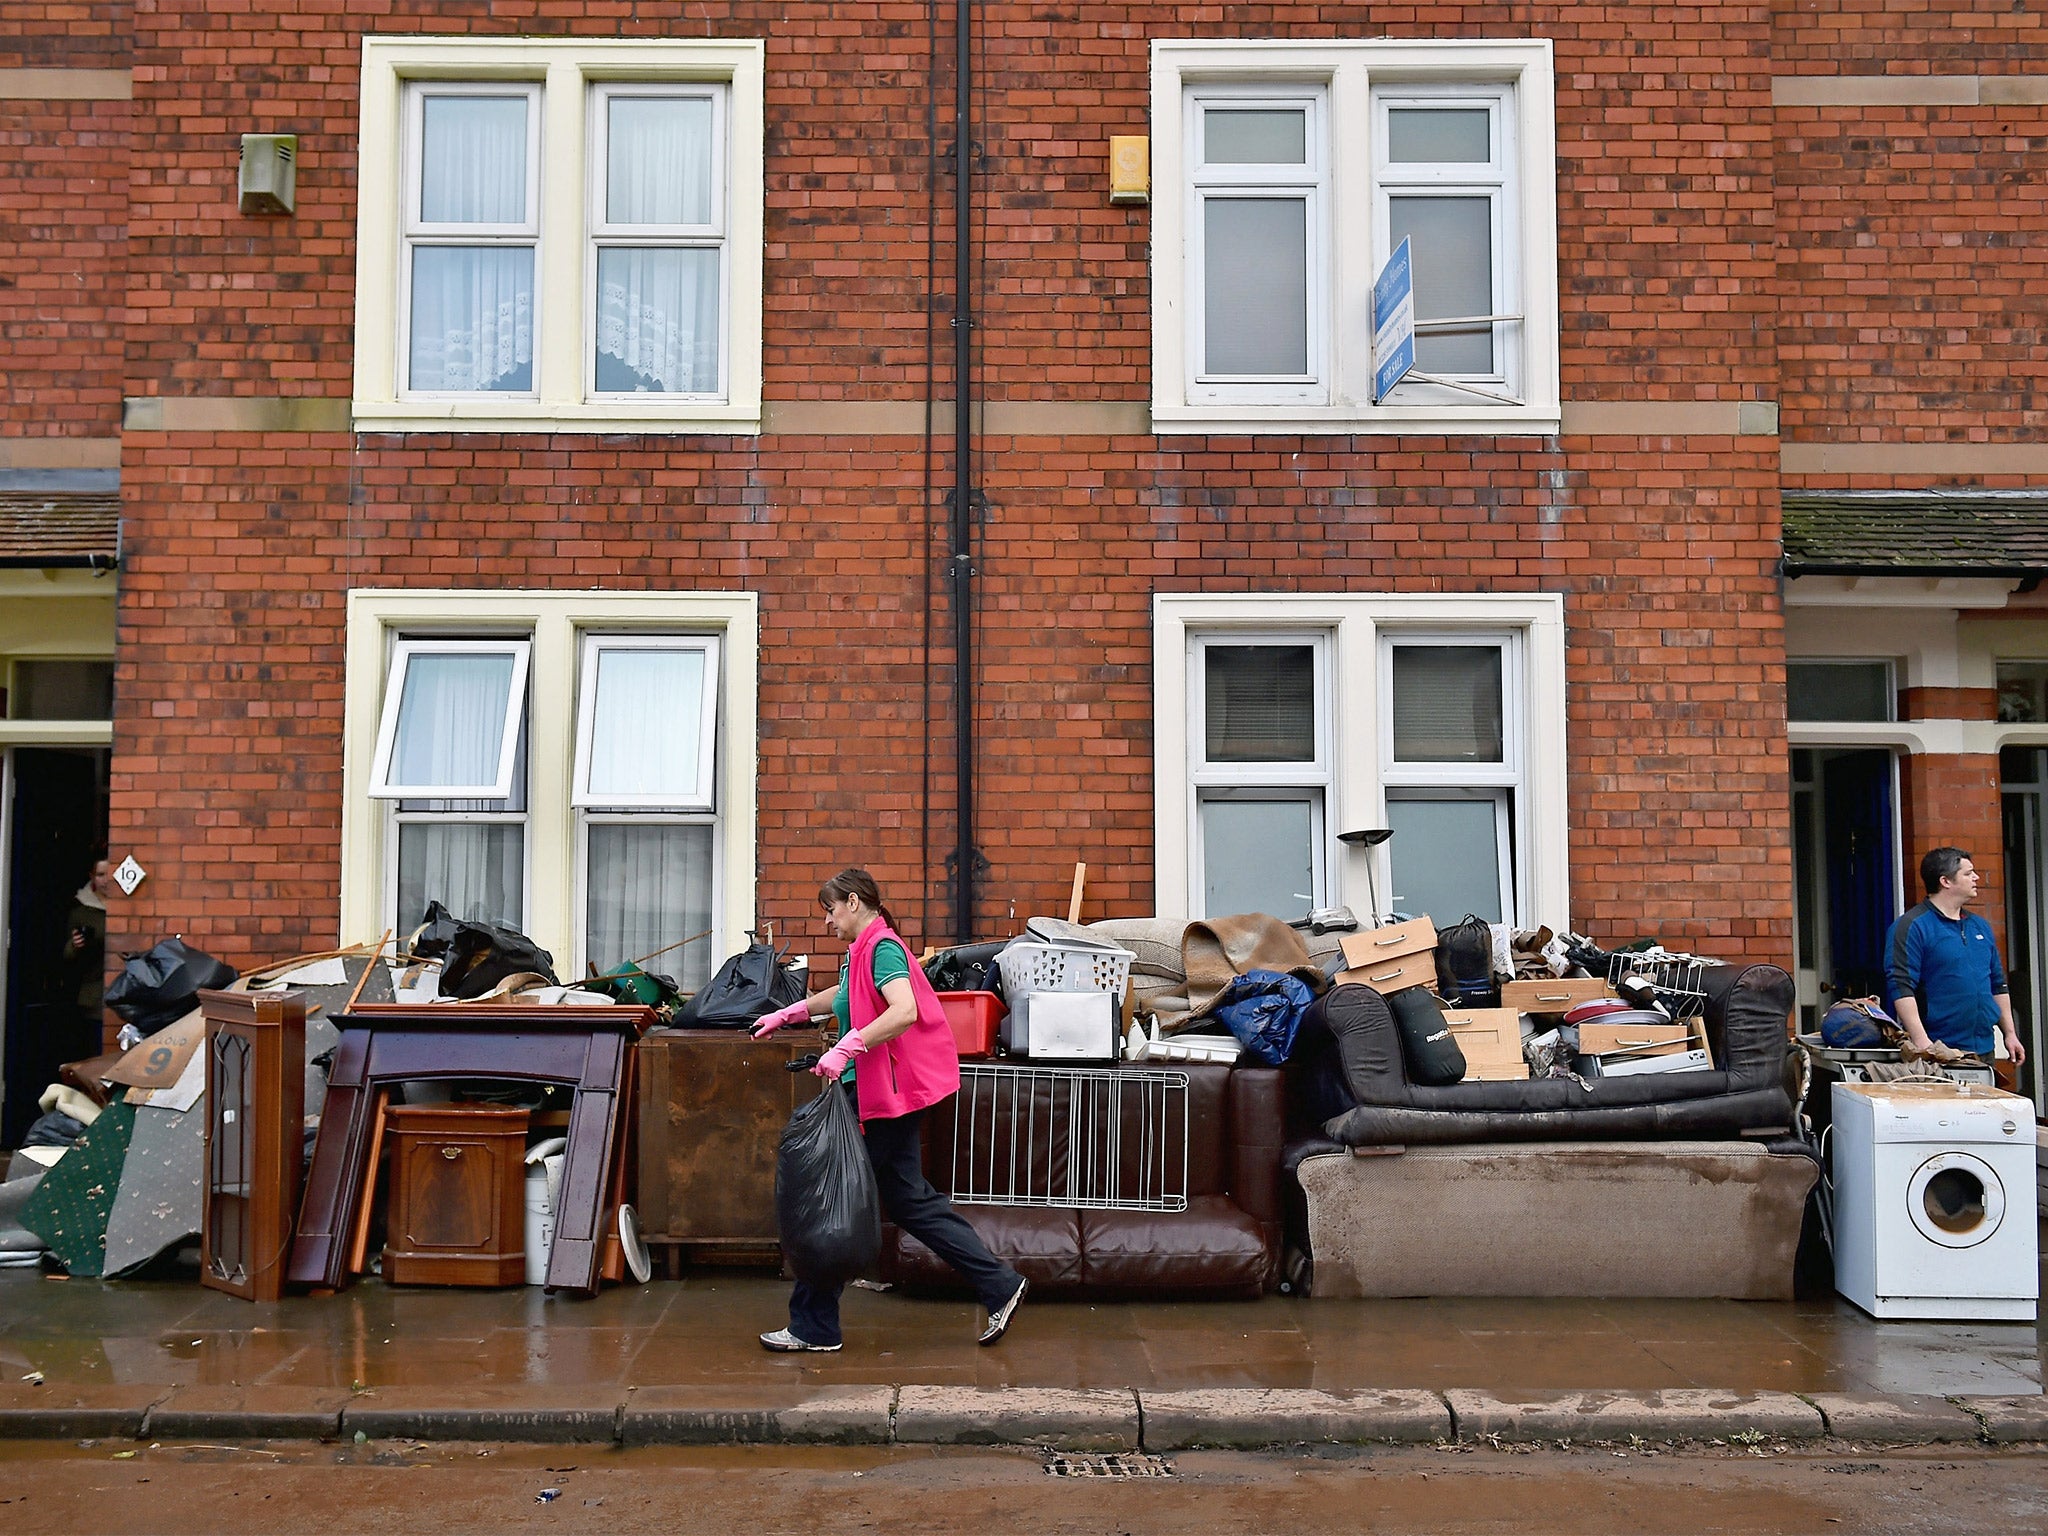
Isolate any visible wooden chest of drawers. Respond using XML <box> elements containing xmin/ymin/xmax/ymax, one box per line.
<box><xmin>382</xmin><ymin>1105</ymin><xmax>530</xmax><ymax>1287</ymax></box>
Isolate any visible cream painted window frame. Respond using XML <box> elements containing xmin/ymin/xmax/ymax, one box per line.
<box><xmin>1153</xmin><ymin>593</ymin><xmax>1569</xmax><ymax>927</ymax></box>
<box><xmin>342</xmin><ymin>590</ymin><xmax>758</xmax><ymax>973</ymax></box>
<box><xmin>1149</xmin><ymin>37</ymin><xmax>1559</xmax><ymax>436</ymax></box>
<box><xmin>354</xmin><ymin>36</ymin><xmax>765</xmax><ymax>435</ymax></box>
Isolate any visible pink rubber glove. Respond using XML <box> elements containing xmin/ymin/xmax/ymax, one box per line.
<box><xmin>811</xmin><ymin>1031</ymin><xmax>869</xmax><ymax>1077</ymax></box>
<box><xmin>750</xmin><ymin>999</ymin><xmax>812</xmax><ymax>1040</ymax></box>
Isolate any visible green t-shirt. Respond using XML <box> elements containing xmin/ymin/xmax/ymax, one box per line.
<box><xmin>832</xmin><ymin>938</ymin><xmax>911</xmax><ymax>1084</ymax></box>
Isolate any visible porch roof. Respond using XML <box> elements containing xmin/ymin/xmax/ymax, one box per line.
<box><xmin>0</xmin><ymin>489</ymin><xmax>121</xmax><ymax>568</ymax></box>
<box><xmin>1782</xmin><ymin>490</ymin><xmax>2048</xmax><ymax>578</ymax></box>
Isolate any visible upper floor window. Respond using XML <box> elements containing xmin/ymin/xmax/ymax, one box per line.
<box><xmin>1151</xmin><ymin>38</ymin><xmax>1558</xmax><ymax>435</ymax></box>
<box><xmin>355</xmin><ymin>37</ymin><xmax>763</xmax><ymax>434</ymax></box>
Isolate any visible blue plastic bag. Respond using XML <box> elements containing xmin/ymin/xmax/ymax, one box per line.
<box><xmin>1210</xmin><ymin>969</ymin><xmax>1315</xmax><ymax>1065</ymax></box>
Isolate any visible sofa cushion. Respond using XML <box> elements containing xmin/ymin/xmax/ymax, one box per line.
<box><xmin>1078</xmin><ymin>1197</ymin><xmax>1273</xmax><ymax>1293</ymax></box>
<box><xmin>881</xmin><ymin>1206</ymin><xmax>1083</xmax><ymax>1290</ymax></box>
<box><xmin>1087</xmin><ymin>918</ymin><xmax>1186</xmax><ymax>979</ymax></box>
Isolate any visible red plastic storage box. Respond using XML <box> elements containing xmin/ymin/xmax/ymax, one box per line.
<box><xmin>936</xmin><ymin>991</ymin><xmax>1005</xmax><ymax>1058</ymax></box>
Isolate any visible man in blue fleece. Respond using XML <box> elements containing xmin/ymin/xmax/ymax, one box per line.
<box><xmin>1884</xmin><ymin>846</ymin><xmax>2026</xmax><ymax>1067</ymax></box>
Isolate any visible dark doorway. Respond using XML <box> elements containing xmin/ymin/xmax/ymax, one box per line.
<box><xmin>3</xmin><ymin>747</ymin><xmax>111</xmax><ymax>1146</ymax></box>
<box><xmin>1791</xmin><ymin>746</ymin><xmax>1899</xmax><ymax>1029</ymax></box>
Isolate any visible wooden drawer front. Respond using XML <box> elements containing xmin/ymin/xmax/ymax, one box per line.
<box><xmin>1579</xmin><ymin>1021</ymin><xmax>1693</xmax><ymax>1058</ymax></box>
<box><xmin>1337</xmin><ymin>951</ymin><xmax>1440</xmax><ymax>995</ymax></box>
<box><xmin>1444</xmin><ymin>1009</ymin><xmax>1523</xmax><ymax>1065</ymax></box>
<box><xmin>1501</xmin><ymin>978</ymin><xmax>1616</xmax><ymax>1014</ymax></box>
<box><xmin>1339</xmin><ymin>917</ymin><xmax>1438</xmax><ymax>970</ymax></box>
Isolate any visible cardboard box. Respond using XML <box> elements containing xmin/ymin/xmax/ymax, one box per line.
<box><xmin>1337</xmin><ymin>950</ymin><xmax>1439</xmax><ymax>995</ymax></box>
<box><xmin>1339</xmin><ymin>916</ymin><xmax>1438</xmax><ymax>970</ymax></box>
<box><xmin>1578</xmin><ymin>1020</ymin><xmax>1692</xmax><ymax>1058</ymax></box>
<box><xmin>1502</xmin><ymin>978</ymin><xmax>1616</xmax><ymax>1015</ymax></box>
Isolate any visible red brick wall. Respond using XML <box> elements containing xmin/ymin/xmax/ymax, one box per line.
<box><xmin>87</xmin><ymin>4</ymin><xmax>1795</xmax><ymax>972</ymax></box>
<box><xmin>0</xmin><ymin>99</ymin><xmax>129</xmax><ymax>439</ymax></box>
<box><xmin>1897</xmin><ymin>752</ymin><xmax>2009</xmax><ymax>949</ymax></box>
<box><xmin>1898</xmin><ymin>686</ymin><xmax>2000</xmax><ymax>723</ymax></box>
<box><xmin>1773</xmin><ymin>0</ymin><xmax>2048</xmax><ymax>72</ymax></box>
<box><xmin>1774</xmin><ymin>103</ymin><xmax>2048</xmax><ymax>447</ymax></box>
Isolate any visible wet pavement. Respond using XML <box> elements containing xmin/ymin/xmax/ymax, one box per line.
<box><xmin>1</xmin><ymin>1264</ymin><xmax>2041</xmax><ymax>1400</ymax></box>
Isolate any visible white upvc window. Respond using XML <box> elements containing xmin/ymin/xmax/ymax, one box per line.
<box><xmin>1185</xmin><ymin>86</ymin><xmax>1330</xmax><ymax>407</ymax></box>
<box><xmin>343</xmin><ymin>592</ymin><xmax>758</xmax><ymax>992</ymax></box>
<box><xmin>1188</xmin><ymin>634</ymin><xmax>1335</xmax><ymax>923</ymax></box>
<box><xmin>368</xmin><ymin>636</ymin><xmax>534</xmax><ymax>933</ymax></box>
<box><xmin>587</xmin><ymin>83</ymin><xmax>728</xmax><ymax>400</ymax></box>
<box><xmin>400</xmin><ymin>84</ymin><xmax>544</xmax><ymax>397</ymax></box>
<box><xmin>1380</xmin><ymin>633</ymin><xmax>1525</xmax><ymax>925</ymax></box>
<box><xmin>1151</xmin><ymin>38</ymin><xmax>1558</xmax><ymax>435</ymax></box>
<box><xmin>1372</xmin><ymin>86</ymin><xmax>1520</xmax><ymax>407</ymax></box>
<box><xmin>1154</xmin><ymin>594</ymin><xmax>1568</xmax><ymax>928</ymax></box>
<box><xmin>355</xmin><ymin>36</ymin><xmax>765</xmax><ymax>434</ymax></box>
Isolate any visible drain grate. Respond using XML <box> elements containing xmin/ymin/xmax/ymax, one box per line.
<box><xmin>1044</xmin><ymin>1452</ymin><xmax>1175</xmax><ymax>1479</ymax></box>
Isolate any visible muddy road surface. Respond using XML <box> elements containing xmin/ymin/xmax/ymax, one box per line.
<box><xmin>1</xmin><ymin>1438</ymin><xmax>2043</xmax><ymax>1534</ymax></box>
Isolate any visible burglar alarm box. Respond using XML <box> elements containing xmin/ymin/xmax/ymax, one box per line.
<box><xmin>239</xmin><ymin>133</ymin><xmax>297</xmax><ymax>214</ymax></box>
<box><xmin>199</xmin><ymin>987</ymin><xmax>306</xmax><ymax>1302</ymax></box>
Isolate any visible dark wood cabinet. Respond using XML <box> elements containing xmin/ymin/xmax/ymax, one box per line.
<box><xmin>381</xmin><ymin>1105</ymin><xmax>529</xmax><ymax>1287</ymax></box>
<box><xmin>634</xmin><ymin>1029</ymin><xmax>815</xmax><ymax>1267</ymax></box>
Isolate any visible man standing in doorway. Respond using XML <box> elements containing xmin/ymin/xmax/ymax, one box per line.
<box><xmin>60</xmin><ymin>855</ymin><xmax>118</xmax><ymax>1042</ymax></box>
<box><xmin>1885</xmin><ymin>846</ymin><xmax>2027</xmax><ymax>1069</ymax></box>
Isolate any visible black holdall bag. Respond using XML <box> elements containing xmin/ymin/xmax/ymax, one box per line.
<box><xmin>677</xmin><ymin>931</ymin><xmax>804</xmax><ymax>1029</ymax></box>
<box><xmin>1385</xmin><ymin>984</ymin><xmax>1467</xmax><ymax>1086</ymax></box>
<box><xmin>1434</xmin><ymin>914</ymin><xmax>1497</xmax><ymax>1008</ymax></box>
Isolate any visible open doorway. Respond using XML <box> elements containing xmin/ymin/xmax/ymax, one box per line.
<box><xmin>1791</xmin><ymin>746</ymin><xmax>1900</xmax><ymax>1031</ymax></box>
<box><xmin>1</xmin><ymin>746</ymin><xmax>112</xmax><ymax>1146</ymax></box>
<box><xmin>2002</xmin><ymin>745</ymin><xmax>2045</xmax><ymax>1113</ymax></box>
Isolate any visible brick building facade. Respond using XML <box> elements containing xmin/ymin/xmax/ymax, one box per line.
<box><xmin>2</xmin><ymin>4</ymin><xmax>2045</xmax><ymax>1114</ymax></box>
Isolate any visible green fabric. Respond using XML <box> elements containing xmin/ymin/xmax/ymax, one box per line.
<box><xmin>832</xmin><ymin>938</ymin><xmax>911</xmax><ymax>1084</ymax></box>
<box><xmin>20</xmin><ymin>1100</ymin><xmax>138</xmax><ymax>1278</ymax></box>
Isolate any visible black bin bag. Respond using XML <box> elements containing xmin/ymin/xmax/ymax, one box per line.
<box><xmin>677</xmin><ymin>932</ymin><xmax>803</xmax><ymax>1029</ymax></box>
<box><xmin>774</xmin><ymin>1084</ymin><xmax>881</xmax><ymax>1290</ymax></box>
<box><xmin>104</xmin><ymin>938</ymin><xmax>239</xmax><ymax>1037</ymax></box>
<box><xmin>1385</xmin><ymin>984</ymin><xmax>1467</xmax><ymax>1087</ymax></box>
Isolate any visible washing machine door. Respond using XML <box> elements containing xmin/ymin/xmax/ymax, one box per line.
<box><xmin>1905</xmin><ymin>1151</ymin><xmax>2007</xmax><ymax>1249</ymax></box>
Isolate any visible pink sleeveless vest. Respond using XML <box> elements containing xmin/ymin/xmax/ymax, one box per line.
<box><xmin>845</xmin><ymin>919</ymin><xmax>961</xmax><ymax>1122</ymax></box>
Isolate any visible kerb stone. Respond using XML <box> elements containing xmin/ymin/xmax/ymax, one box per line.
<box><xmin>1140</xmin><ymin>1388</ymin><xmax>1449</xmax><ymax>1449</ymax></box>
<box><xmin>1446</xmin><ymin>1389</ymin><xmax>1825</xmax><ymax>1444</ymax></box>
<box><xmin>1808</xmin><ymin>1393</ymin><xmax>1983</xmax><ymax>1443</ymax></box>
<box><xmin>620</xmin><ymin>1386</ymin><xmax>894</xmax><ymax>1446</ymax></box>
<box><xmin>893</xmin><ymin>1387</ymin><xmax>1138</xmax><ymax>1450</ymax></box>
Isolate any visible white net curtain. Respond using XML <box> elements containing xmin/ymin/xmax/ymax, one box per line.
<box><xmin>595</xmin><ymin>94</ymin><xmax>721</xmax><ymax>395</ymax></box>
<box><xmin>409</xmin><ymin>94</ymin><xmax>536</xmax><ymax>393</ymax></box>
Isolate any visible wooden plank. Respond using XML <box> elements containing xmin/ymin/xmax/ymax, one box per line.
<box><xmin>347</xmin><ymin>1088</ymin><xmax>389</xmax><ymax>1276</ymax></box>
<box><xmin>1067</xmin><ymin>861</ymin><xmax>1087</xmax><ymax>924</ymax></box>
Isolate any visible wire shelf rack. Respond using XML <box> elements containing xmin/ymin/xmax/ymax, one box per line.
<box><xmin>943</xmin><ymin>1063</ymin><xmax>1190</xmax><ymax>1213</ymax></box>
<box><xmin>1605</xmin><ymin>952</ymin><xmax>1711</xmax><ymax>1020</ymax></box>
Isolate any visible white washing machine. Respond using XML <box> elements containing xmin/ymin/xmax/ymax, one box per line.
<box><xmin>1832</xmin><ymin>1081</ymin><xmax>2038</xmax><ymax>1321</ymax></box>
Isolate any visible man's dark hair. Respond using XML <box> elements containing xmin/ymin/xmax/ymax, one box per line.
<box><xmin>1921</xmin><ymin>846</ymin><xmax>1970</xmax><ymax>895</ymax></box>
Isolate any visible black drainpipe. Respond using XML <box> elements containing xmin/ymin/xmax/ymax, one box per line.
<box><xmin>949</xmin><ymin>0</ymin><xmax>977</xmax><ymax>943</ymax></box>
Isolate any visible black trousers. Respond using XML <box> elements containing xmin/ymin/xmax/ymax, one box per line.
<box><xmin>788</xmin><ymin>1095</ymin><xmax>1021</xmax><ymax>1347</ymax></box>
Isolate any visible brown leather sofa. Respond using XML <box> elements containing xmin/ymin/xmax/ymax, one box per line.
<box><xmin>879</xmin><ymin>1061</ymin><xmax>1286</xmax><ymax>1298</ymax></box>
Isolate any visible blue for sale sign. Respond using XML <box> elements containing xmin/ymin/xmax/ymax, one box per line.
<box><xmin>1372</xmin><ymin>236</ymin><xmax>1415</xmax><ymax>402</ymax></box>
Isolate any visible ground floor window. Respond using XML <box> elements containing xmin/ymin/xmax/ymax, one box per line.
<box><xmin>1154</xmin><ymin>593</ymin><xmax>1567</xmax><ymax>928</ymax></box>
<box><xmin>341</xmin><ymin>590</ymin><xmax>756</xmax><ymax>990</ymax></box>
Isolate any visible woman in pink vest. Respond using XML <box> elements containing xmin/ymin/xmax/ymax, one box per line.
<box><xmin>751</xmin><ymin>868</ymin><xmax>1027</xmax><ymax>1351</ymax></box>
